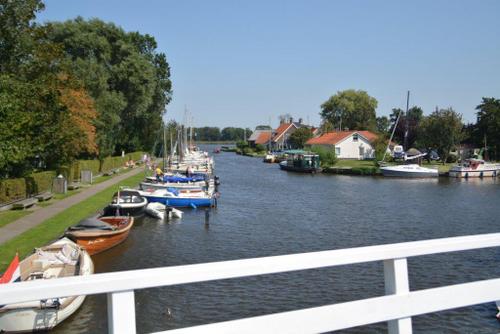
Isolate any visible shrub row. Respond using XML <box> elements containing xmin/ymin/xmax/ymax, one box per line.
<box><xmin>0</xmin><ymin>171</ymin><xmax>55</xmax><ymax>203</ymax></box>
<box><xmin>0</xmin><ymin>152</ymin><xmax>144</xmax><ymax>204</ymax></box>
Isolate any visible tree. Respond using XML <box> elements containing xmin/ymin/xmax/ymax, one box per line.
<box><xmin>388</xmin><ymin>106</ymin><xmax>423</xmax><ymax>148</ymax></box>
<box><xmin>376</xmin><ymin>116</ymin><xmax>390</xmax><ymax>134</ymax></box>
<box><xmin>46</xmin><ymin>17</ymin><xmax>172</xmax><ymax>154</ymax></box>
<box><xmin>0</xmin><ymin>0</ymin><xmax>45</xmax><ymax>73</ymax></box>
<box><xmin>288</xmin><ymin>128</ymin><xmax>313</xmax><ymax>149</ymax></box>
<box><xmin>419</xmin><ymin>108</ymin><xmax>464</xmax><ymax>164</ymax></box>
<box><xmin>475</xmin><ymin>97</ymin><xmax>500</xmax><ymax>160</ymax></box>
<box><xmin>320</xmin><ymin>89</ymin><xmax>377</xmax><ymax>131</ymax></box>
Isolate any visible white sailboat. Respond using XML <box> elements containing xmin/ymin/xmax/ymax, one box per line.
<box><xmin>379</xmin><ymin>91</ymin><xmax>438</xmax><ymax>178</ymax></box>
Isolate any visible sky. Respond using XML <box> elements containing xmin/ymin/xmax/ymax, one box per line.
<box><xmin>37</xmin><ymin>0</ymin><xmax>500</xmax><ymax>129</ymax></box>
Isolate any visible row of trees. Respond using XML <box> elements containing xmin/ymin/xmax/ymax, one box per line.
<box><xmin>319</xmin><ymin>90</ymin><xmax>500</xmax><ymax>161</ymax></box>
<box><xmin>193</xmin><ymin>127</ymin><xmax>253</xmax><ymax>142</ymax></box>
<box><xmin>0</xmin><ymin>0</ymin><xmax>172</xmax><ymax>177</ymax></box>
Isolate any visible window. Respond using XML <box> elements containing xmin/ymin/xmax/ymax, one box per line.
<box><xmin>353</xmin><ymin>133</ymin><xmax>359</xmax><ymax>142</ymax></box>
<box><xmin>335</xmin><ymin>147</ymin><xmax>341</xmax><ymax>156</ymax></box>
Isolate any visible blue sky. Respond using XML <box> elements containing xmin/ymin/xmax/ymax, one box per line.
<box><xmin>37</xmin><ymin>0</ymin><xmax>500</xmax><ymax>129</ymax></box>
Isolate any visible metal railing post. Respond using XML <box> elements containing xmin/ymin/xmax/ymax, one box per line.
<box><xmin>384</xmin><ymin>258</ymin><xmax>412</xmax><ymax>334</ymax></box>
<box><xmin>107</xmin><ymin>290</ymin><xmax>136</xmax><ymax>334</ymax></box>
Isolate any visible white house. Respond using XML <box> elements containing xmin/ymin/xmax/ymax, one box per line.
<box><xmin>305</xmin><ymin>130</ymin><xmax>378</xmax><ymax>160</ymax></box>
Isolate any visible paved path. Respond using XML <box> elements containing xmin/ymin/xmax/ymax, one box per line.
<box><xmin>0</xmin><ymin>167</ymin><xmax>146</xmax><ymax>245</ymax></box>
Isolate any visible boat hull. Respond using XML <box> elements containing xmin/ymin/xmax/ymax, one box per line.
<box><xmin>102</xmin><ymin>203</ymin><xmax>146</xmax><ymax>216</ymax></box>
<box><xmin>0</xmin><ymin>239</ymin><xmax>94</xmax><ymax>333</ymax></box>
<box><xmin>380</xmin><ymin>166</ymin><xmax>438</xmax><ymax>178</ymax></box>
<box><xmin>65</xmin><ymin>217</ymin><xmax>134</xmax><ymax>255</ymax></box>
<box><xmin>144</xmin><ymin>195</ymin><xmax>214</xmax><ymax>208</ymax></box>
<box><xmin>448</xmin><ymin>169</ymin><xmax>498</xmax><ymax>178</ymax></box>
<box><xmin>279</xmin><ymin>164</ymin><xmax>322</xmax><ymax>173</ymax></box>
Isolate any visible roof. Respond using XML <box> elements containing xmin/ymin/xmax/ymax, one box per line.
<box><xmin>248</xmin><ymin>129</ymin><xmax>271</xmax><ymax>142</ymax></box>
<box><xmin>272</xmin><ymin>123</ymin><xmax>297</xmax><ymax>142</ymax></box>
<box><xmin>255</xmin><ymin>131</ymin><xmax>272</xmax><ymax>145</ymax></box>
<box><xmin>306</xmin><ymin>130</ymin><xmax>378</xmax><ymax>146</ymax></box>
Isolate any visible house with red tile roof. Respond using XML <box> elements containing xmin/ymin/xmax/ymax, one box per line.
<box><xmin>248</xmin><ymin>129</ymin><xmax>273</xmax><ymax>147</ymax></box>
<box><xmin>306</xmin><ymin>130</ymin><xmax>378</xmax><ymax>160</ymax></box>
<box><xmin>248</xmin><ymin>118</ymin><xmax>316</xmax><ymax>150</ymax></box>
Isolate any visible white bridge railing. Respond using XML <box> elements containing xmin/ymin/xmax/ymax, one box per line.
<box><xmin>2</xmin><ymin>233</ymin><xmax>500</xmax><ymax>334</ymax></box>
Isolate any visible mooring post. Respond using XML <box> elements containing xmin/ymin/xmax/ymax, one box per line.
<box><xmin>205</xmin><ymin>209</ymin><xmax>210</xmax><ymax>227</ymax></box>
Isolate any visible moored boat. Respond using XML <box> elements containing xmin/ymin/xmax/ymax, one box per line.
<box><xmin>145</xmin><ymin>202</ymin><xmax>183</xmax><ymax>220</ymax></box>
<box><xmin>139</xmin><ymin>188</ymin><xmax>215</xmax><ymax>208</ymax></box>
<box><xmin>102</xmin><ymin>189</ymin><xmax>147</xmax><ymax>216</ymax></box>
<box><xmin>0</xmin><ymin>238</ymin><xmax>93</xmax><ymax>333</ymax></box>
<box><xmin>448</xmin><ymin>158</ymin><xmax>500</xmax><ymax>178</ymax></box>
<box><xmin>278</xmin><ymin>150</ymin><xmax>322</xmax><ymax>173</ymax></box>
<box><xmin>380</xmin><ymin>164</ymin><xmax>439</xmax><ymax>178</ymax></box>
<box><xmin>65</xmin><ymin>216</ymin><xmax>134</xmax><ymax>255</ymax></box>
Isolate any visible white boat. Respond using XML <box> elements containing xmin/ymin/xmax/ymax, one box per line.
<box><xmin>448</xmin><ymin>158</ymin><xmax>500</xmax><ymax>178</ymax></box>
<box><xmin>0</xmin><ymin>238</ymin><xmax>93</xmax><ymax>333</ymax></box>
<box><xmin>145</xmin><ymin>202</ymin><xmax>183</xmax><ymax>220</ymax></box>
<box><xmin>380</xmin><ymin>164</ymin><xmax>439</xmax><ymax>178</ymax></box>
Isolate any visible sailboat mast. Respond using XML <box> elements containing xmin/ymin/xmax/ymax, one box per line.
<box><xmin>162</xmin><ymin>122</ymin><xmax>167</xmax><ymax>171</ymax></box>
<box><xmin>404</xmin><ymin>90</ymin><xmax>410</xmax><ymax>151</ymax></box>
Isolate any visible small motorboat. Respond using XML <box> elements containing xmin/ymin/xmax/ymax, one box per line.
<box><xmin>65</xmin><ymin>216</ymin><xmax>134</xmax><ymax>255</ymax></box>
<box><xmin>263</xmin><ymin>153</ymin><xmax>275</xmax><ymax>163</ymax></box>
<box><xmin>145</xmin><ymin>202</ymin><xmax>183</xmax><ymax>220</ymax></box>
<box><xmin>380</xmin><ymin>164</ymin><xmax>439</xmax><ymax>178</ymax></box>
<box><xmin>0</xmin><ymin>238</ymin><xmax>93</xmax><ymax>333</ymax></box>
<box><xmin>103</xmin><ymin>189</ymin><xmax>147</xmax><ymax>216</ymax></box>
<box><xmin>448</xmin><ymin>158</ymin><xmax>500</xmax><ymax>178</ymax></box>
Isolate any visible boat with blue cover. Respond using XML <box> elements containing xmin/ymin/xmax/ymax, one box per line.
<box><xmin>138</xmin><ymin>188</ymin><xmax>215</xmax><ymax>208</ymax></box>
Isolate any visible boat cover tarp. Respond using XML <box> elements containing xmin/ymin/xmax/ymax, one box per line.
<box><xmin>68</xmin><ymin>218</ymin><xmax>114</xmax><ymax>231</ymax></box>
<box><xmin>163</xmin><ymin>175</ymin><xmax>205</xmax><ymax>183</ymax></box>
<box><xmin>166</xmin><ymin>187</ymin><xmax>180</xmax><ymax>196</ymax></box>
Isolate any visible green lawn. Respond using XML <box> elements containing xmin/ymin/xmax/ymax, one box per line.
<box><xmin>0</xmin><ymin>171</ymin><xmax>147</xmax><ymax>271</ymax></box>
<box><xmin>0</xmin><ymin>210</ymin><xmax>32</xmax><ymax>228</ymax></box>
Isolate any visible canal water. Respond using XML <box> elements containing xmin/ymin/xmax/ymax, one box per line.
<box><xmin>55</xmin><ymin>146</ymin><xmax>500</xmax><ymax>333</ymax></box>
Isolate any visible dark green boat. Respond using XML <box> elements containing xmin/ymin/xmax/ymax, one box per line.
<box><xmin>278</xmin><ymin>150</ymin><xmax>322</xmax><ymax>173</ymax></box>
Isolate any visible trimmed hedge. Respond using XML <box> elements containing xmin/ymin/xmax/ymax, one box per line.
<box><xmin>0</xmin><ymin>171</ymin><xmax>55</xmax><ymax>203</ymax></box>
<box><xmin>0</xmin><ymin>152</ymin><xmax>144</xmax><ymax>203</ymax></box>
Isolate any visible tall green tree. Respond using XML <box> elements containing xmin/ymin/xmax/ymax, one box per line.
<box><xmin>320</xmin><ymin>89</ymin><xmax>378</xmax><ymax>131</ymax></box>
<box><xmin>376</xmin><ymin>116</ymin><xmax>390</xmax><ymax>134</ymax></box>
<box><xmin>419</xmin><ymin>108</ymin><xmax>464</xmax><ymax>163</ymax></box>
<box><xmin>289</xmin><ymin>128</ymin><xmax>313</xmax><ymax>148</ymax></box>
<box><xmin>389</xmin><ymin>106</ymin><xmax>423</xmax><ymax>148</ymax></box>
<box><xmin>45</xmin><ymin>17</ymin><xmax>172</xmax><ymax>155</ymax></box>
<box><xmin>475</xmin><ymin>97</ymin><xmax>500</xmax><ymax>160</ymax></box>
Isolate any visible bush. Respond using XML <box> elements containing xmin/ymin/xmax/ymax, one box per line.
<box><xmin>236</xmin><ymin>140</ymin><xmax>249</xmax><ymax>150</ymax></box>
<box><xmin>311</xmin><ymin>146</ymin><xmax>338</xmax><ymax>167</ymax></box>
<box><xmin>0</xmin><ymin>178</ymin><xmax>26</xmax><ymax>203</ymax></box>
<box><xmin>254</xmin><ymin>144</ymin><xmax>266</xmax><ymax>152</ymax></box>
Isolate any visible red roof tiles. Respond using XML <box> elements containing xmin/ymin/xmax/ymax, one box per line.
<box><xmin>306</xmin><ymin>131</ymin><xmax>378</xmax><ymax>145</ymax></box>
<box><xmin>255</xmin><ymin>132</ymin><xmax>272</xmax><ymax>145</ymax></box>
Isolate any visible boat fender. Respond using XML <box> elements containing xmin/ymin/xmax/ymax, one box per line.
<box><xmin>465</xmin><ymin>172</ymin><xmax>468</xmax><ymax>179</ymax></box>
<box><xmin>480</xmin><ymin>171</ymin><xmax>483</xmax><ymax>178</ymax></box>
<box><xmin>190</xmin><ymin>203</ymin><xmax>197</xmax><ymax>209</ymax></box>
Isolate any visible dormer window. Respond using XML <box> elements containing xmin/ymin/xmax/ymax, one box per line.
<box><xmin>353</xmin><ymin>133</ymin><xmax>359</xmax><ymax>142</ymax></box>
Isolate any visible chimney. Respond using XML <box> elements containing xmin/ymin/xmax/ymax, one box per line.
<box><xmin>298</xmin><ymin>118</ymin><xmax>303</xmax><ymax>124</ymax></box>
<box><xmin>289</xmin><ymin>117</ymin><xmax>293</xmax><ymax>124</ymax></box>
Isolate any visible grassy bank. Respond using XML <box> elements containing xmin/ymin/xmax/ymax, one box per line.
<box><xmin>0</xmin><ymin>171</ymin><xmax>147</xmax><ymax>271</ymax></box>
